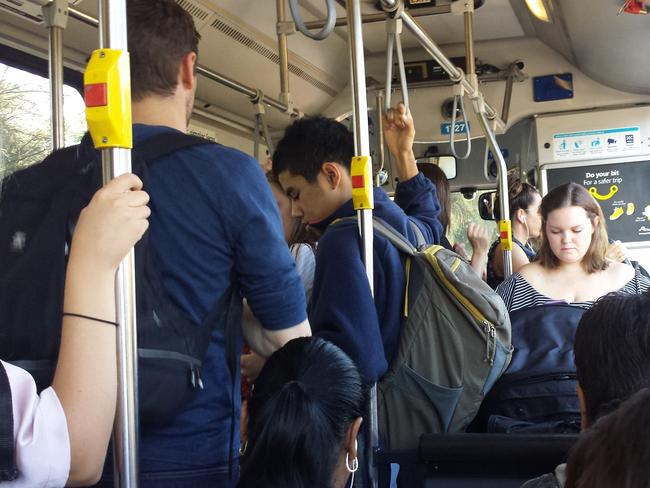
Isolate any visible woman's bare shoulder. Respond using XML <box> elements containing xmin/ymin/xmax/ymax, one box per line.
<box><xmin>602</xmin><ymin>261</ymin><xmax>635</xmax><ymax>283</ymax></box>
<box><xmin>517</xmin><ymin>262</ymin><xmax>545</xmax><ymax>280</ymax></box>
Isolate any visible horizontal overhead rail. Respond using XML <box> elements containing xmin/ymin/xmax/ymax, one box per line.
<box><xmin>303</xmin><ymin>5</ymin><xmax>451</xmax><ymax>30</ymax></box>
<box><xmin>69</xmin><ymin>6</ymin><xmax>99</xmax><ymax>27</ymax></box>
<box><xmin>196</xmin><ymin>66</ymin><xmax>301</xmax><ymax>117</ymax></box>
<box><xmin>67</xmin><ymin>5</ymin><xmax>302</xmax><ymax>118</ymax></box>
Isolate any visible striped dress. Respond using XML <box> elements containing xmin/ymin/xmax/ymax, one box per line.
<box><xmin>497</xmin><ymin>268</ymin><xmax>650</xmax><ymax>313</ymax></box>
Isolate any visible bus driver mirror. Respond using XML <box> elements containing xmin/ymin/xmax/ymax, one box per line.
<box><xmin>478</xmin><ymin>191</ymin><xmax>498</xmax><ymax>221</ymax></box>
<box><xmin>415</xmin><ymin>155</ymin><xmax>457</xmax><ymax>180</ymax></box>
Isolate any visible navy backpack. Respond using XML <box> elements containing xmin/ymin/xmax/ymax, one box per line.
<box><xmin>471</xmin><ymin>304</ymin><xmax>584</xmax><ymax>433</ymax></box>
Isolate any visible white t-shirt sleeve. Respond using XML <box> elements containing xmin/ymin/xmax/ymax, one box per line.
<box><xmin>2</xmin><ymin>361</ymin><xmax>70</xmax><ymax>487</ymax></box>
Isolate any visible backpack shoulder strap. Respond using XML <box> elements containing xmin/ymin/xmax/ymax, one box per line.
<box><xmin>408</xmin><ymin>219</ymin><xmax>427</xmax><ymax>250</ymax></box>
<box><xmin>333</xmin><ymin>216</ymin><xmax>418</xmax><ymax>256</ymax></box>
<box><xmin>0</xmin><ymin>363</ymin><xmax>18</xmax><ymax>482</ymax></box>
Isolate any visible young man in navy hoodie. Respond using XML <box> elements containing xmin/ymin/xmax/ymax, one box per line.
<box><xmin>270</xmin><ymin>104</ymin><xmax>443</xmax><ymax>382</ymax></box>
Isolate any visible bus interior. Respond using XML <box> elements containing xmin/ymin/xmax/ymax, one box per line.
<box><xmin>1</xmin><ymin>0</ymin><xmax>649</xmax><ymax>486</ymax></box>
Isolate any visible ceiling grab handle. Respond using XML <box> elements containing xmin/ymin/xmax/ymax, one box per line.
<box><xmin>449</xmin><ymin>82</ymin><xmax>471</xmax><ymax>160</ymax></box>
<box><xmin>251</xmin><ymin>89</ymin><xmax>274</xmax><ymax>161</ymax></box>
<box><xmin>384</xmin><ymin>10</ymin><xmax>409</xmax><ymax>113</ymax></box>
<box><xmin>288</xmin><ymin>0</ymin><xmax>336</xmax><ymax>41</ymax></box>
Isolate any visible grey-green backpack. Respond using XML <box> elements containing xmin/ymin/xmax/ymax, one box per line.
<box><xmin>371</xmin><ymin>218</ymin><xmax>512</xmax><ymax>450</ymax></box>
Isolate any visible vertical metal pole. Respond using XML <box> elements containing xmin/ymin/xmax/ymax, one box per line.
<box><xmin>48</xmin><ymin>26</ymin><xmax>64</xmax><ymax>149</ymax></box>
<box><xmin>276</xmin><ymin>0</ymin><xmax>293</xmax><ymax>112</ymax></box>
<box><xmin>99</xmin><ymin>1</ymin><xmax>139</xmax><ymax>487</ymax></box>
<box><xmin>463</xmin><ymin>9</ymin><xmax>475</xmax><ymax>79</ymax></box>
<box><xmin>376</xmin><ymin>91</ymin><xmax>385</xmax><ymax>187</ymax></box>
<box><xmin>476</xmin><ymin>110</ymin><xmax>512</xmax><ymax>278</ymax></box>
<box><xmin>43</xmin><ymin>0</ymin><xmax>68</xmax><ymax>150</ymax></box>
<box><xmin>347</xmin><ymin>2</ymin><xmax>378</xmax><ymax>487</ymax></box>
<box><xmin>464</xmin><ymin>4</ymin><xmax>512</xmax><ymax>279</ymax></box>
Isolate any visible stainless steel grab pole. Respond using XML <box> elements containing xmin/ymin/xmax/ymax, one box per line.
<box><xmin>43</xmin><ymin>0</ymin><xmax>67</xmax><ymax>150</ymax></box>
<box><xmin>476</xmin><ymin>109</ymin><xmax>512</xmax><ymax>279</ymax></box>
<box><xmin>347</xmin><ymin>2</ymin><xmax>378</xmax><ymax>487</ymax></box>
<box><xmin>98</xmin><ymin>1</ymin><xmax>139</xmax><ymax>486</ymax></box>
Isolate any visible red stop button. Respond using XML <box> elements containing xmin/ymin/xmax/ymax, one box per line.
<box><xmin>85</xmin><ymin>83</ymin><xmax>108</xmax><ymax>107</ymax></box>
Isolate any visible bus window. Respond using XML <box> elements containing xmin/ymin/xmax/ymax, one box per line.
<box><xmin>0</xmin><ymin>62</ymin><xmax>86</xmax><ymax>180</ymax></box>
<box><xmin>449</xmin><ymin>191</ymin><xmax>498</xmax><ymax>253</ymax></box>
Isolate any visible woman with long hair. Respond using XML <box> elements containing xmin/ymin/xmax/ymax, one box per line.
<box><xmin>239</xmin><ymin>337</ymin><xmax>364</xmax><ymax>488</ymax></box>
<box><xmin>487</xmin><ymin>174</ymin><xmax>543</xmax><ymax>288</ymax></box>
<box><xmin>497</xmin><ymin>182</ymin><xmax>649</xmax><ymax>312</ymax></box>
<box><xmin>417</xmin><ymin>162</ymin><xmax>490</xmax><ymax>278</ymax></box>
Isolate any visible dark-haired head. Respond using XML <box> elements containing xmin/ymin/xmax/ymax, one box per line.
<box><xmin>565</xmin><ymin>387</ymin><xmax>650</xmax><ymax>488</ymax></box>
<box><xmin>536</xmin><ymin>183</ymin><xmax>608</xmax><ymax>273</ymax></box>
<box><xmin>417</xmin><ymin>163</ymin><xmax>450</xmax><ymax>233</ymax></box>
<box><xmin>272</xmin><ymin>117</ymin><xmax>355</xmax><ymax>183</ymax></box>
<box><xmin>493</xmin><ymin>174</ymin><xmax>540</xmax><ymax>222</ymax></box>
<box><xmin>239</xmin><ymin>337</ymin><xmax>365</xmax><ymax>488</ymax></box>
<box><xmin>272</xmin><ymin>117</ymin><xmax>355</xmax><ymax>226</ymax></box>
<box><xmin>574</xmin><ymin>292</ymin><xmax>650</xmax><ymax>427</ymax></box>
<box><xmin>267</xmin><ymin>172</ymin><xmax>318</xmax><ymax>248</ymax></box>
<box><xmin>127</xmin><ymin>0</ymin><xmax>200</xmax><ymax>101</ymax></box>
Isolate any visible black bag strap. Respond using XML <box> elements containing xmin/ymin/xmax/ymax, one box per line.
<box><xmin>0</xmin><ymin>363</ymin><xmax>18</xmax><ymax>482</ymax></box>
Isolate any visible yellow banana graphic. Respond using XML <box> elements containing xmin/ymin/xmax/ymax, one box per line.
<box><xmin>610</xmin><ymin>207</ymin><xmax>624</xmax><ymax>221</ymax></box>
<box><xmin>627</xmin><ymin>202</ymin><xmax>635</xmax><ymax>215</ymax></box>
<box><xmin>589</xmin><ymin>185</ymin><xmax>619</xmax><ymax>200</ymax></box>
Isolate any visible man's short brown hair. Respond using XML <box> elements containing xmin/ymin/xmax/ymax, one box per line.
<box><xmin>536</xmin><ymin>182</ymin><xmax>608</xmax><ymax>273</ymax></box>
<box><xmin>127</xmin><ymin>0</ymin><xmax>200</xmax><ymax>101</ymax></box>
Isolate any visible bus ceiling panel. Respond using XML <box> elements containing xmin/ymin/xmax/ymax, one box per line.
<box><xmin>0</xmin><ymin>2</ymin><xmax>98</xmax><ymax>68</ymax></box>
<box><xmin>195</xmin><ymin>0</ymin><xmax>351</xmax><ymax>78</ymax></box>
<box><xmin>556</xmin><ymin>0</ymin><xmax>650</xmax><ymax>95</ymax></box>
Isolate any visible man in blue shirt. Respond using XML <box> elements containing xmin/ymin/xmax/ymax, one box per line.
<box><xmin>91</xmin><ymin>1</ymin><xmax>310</xmax><ymax>486</ymax></box>
<box><xmin>271</xmin><ymin>105</ymin><xmax>443</xmax><ymax>382</ymax></box>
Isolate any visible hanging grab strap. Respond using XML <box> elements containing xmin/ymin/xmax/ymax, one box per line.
<box><xmin>384</xmin><ymin>14</ymin><xmax>409</xmax><ymax>112</ymax></box>
<box><xmin>449</xmin><ymin>82</ymin><xmax>472</xmax><ymax>160</ymax></box>
<box><xmin>288</xmin><ymin>0</ymin><xmax>336</xmax><ymax>41</ymax></box>
<box><xmin>251</xmin><ymin>89</ymin><xmax>274</xmax><ymax>160</ymax></box>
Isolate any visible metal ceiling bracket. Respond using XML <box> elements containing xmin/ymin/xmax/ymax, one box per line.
<box><xmin>42</xmin><ymin>0</ymin><xmax>68</xmax><ymax>29</ymax></box>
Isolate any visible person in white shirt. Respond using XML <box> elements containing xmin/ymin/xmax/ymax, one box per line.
<box><xmin>1</xmin><ymin>173</ymin><xmax>149</xmax><ymax>487</ymax></box>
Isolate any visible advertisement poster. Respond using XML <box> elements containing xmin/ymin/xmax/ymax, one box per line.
<box><xmin>546</xmin><ymin>160</ymin><xmax>650</xmax><ymax>243</ymax></box>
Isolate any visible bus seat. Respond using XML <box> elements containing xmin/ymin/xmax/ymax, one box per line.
<box><xmin>376</xmin><ymin>433</ymin><xmax>578</xmax><ymax>488</ymax></box>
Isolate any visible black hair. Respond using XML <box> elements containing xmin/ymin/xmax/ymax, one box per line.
<box><xmin>127</xmin><ymin>0</ymin><xmax>200</xmax><ymax>101</ymax></box>
<box><xmin>266</xmin><ymin>172</ymin><xmax>319</xmax><ymax>250</ymax></box>
<box><xmin>574</xmin><ymin>292</ymin><xmax>650</xmax><ymax>425</ymax></box>
<box><xmin>417</xmin><ymin>163</ymin><xmax>450</xmax><ymax>233</ymax></box>
<box><xmin>238</xmin><ymin>337</ymin><xmax>364</xmax><ymax>488</ymax></box>
<box><xmin>272</xmin><ymin>117</ymin><xmax>355</xmax><ymax>182</ymax></box>
<box><xmin>493</xmin><ymin>173</ymin><xmax>539</xmax><ymax>221</ymax></box>
<box><xmin>565</xmin><ymin>387</ymin><xmax>650</xmax><ymax>488</ymax></box>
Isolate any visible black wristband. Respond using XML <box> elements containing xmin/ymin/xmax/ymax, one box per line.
<box><xmin>62</xmin><ymin>312</ymin><xmax>118</xmax><ymax>327</ymax></box>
